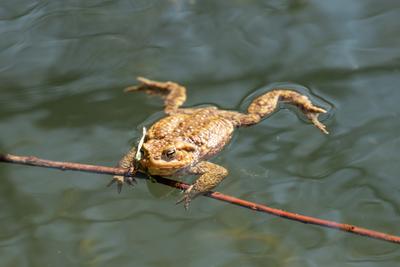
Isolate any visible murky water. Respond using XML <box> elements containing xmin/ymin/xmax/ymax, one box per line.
<box><xmin>1</xmin><ymin>1</ymin><xmax>400</xmax><ymax>266</ymax></box>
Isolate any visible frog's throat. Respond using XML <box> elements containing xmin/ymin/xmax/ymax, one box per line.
<box><xmin>144</xmin><ymin>158</ymin><xmax>189</xmax><ymax>176</ymax></box>
<box><xmin>149</xmin><ymin>158</ymin><xmax>187</xmax><ymax>169</ymax></box>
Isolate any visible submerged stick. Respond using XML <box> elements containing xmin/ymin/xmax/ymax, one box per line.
<box><xmin>1</xmin><ymin>153</ymin><xmax>399</xmax><ymax>244</ymax></box>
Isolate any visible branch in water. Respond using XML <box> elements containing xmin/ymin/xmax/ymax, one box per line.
<box><xmin>0</xmin><ymin>153</ymin><xmax>399</xmax><ymax>245</ymax></box>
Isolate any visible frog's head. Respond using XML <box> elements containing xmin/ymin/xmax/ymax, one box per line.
<box><xmin>139</xmin><ymin>140</ymin><xmax>197</xmax><ymax>176</ymax></box>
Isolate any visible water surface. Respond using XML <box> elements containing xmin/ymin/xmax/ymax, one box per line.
<box><xmin>1</xmin><ymin>1</ymin><xmax>400</xmax><ymax>266</ymax></box>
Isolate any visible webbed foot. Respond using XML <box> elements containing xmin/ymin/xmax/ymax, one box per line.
<box><xmin>306</xmin><ymin>110</ymin><xmax>328</xmax><ymax>134</ymax></box>
<box><xmin>176</xmin><ymin>185</ymin><xmax>195</xmax><ymax>210</ymax></box>
<box><xmin>107</xmin><ymin>167</ymin><xmax>137</xmax><ymax>193</ymax></box>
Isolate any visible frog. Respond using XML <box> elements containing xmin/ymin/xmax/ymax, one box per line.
<box><xmin>109</xmin><ymin>77</ymin><xmax>329</xmax><ymax>209</ymax></box>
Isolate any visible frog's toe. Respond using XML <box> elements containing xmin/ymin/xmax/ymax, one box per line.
<box><xmin>125</xmin><ymin>176</ymin><xmax>137</xmax><ymax>186</ymax></box>
<box><xmin>308</xmin><ymin>105</ymin><xmax>326</xmax><ymax>114</ymax></box>
<box><xmin>124</xmin><ymin>85</ymin><xmax>140</xmax><ymax>93</ymax></box>
<box><xmin>124</xmin><ymin>77</ymin><xmax>156</xmax><ymax>93</ymax></box>
<box><xmin>298</xmin><ymin>99</ymin><xmax>326</xmax><ymax>114</ymax></box>
<box><xmin>107</xmin><ymin>175</ymin><xmax>136</xmax><ymax>193</ymax></box>
<box><xmin>306</xmin><ymin>112</ymin><xmax>329</xmax><ymax>134</ymax></box>
<box><xmin>176</xmin><ymin>185</ymin><xmax>194</xmax><ymax>210</ymax></box>
<box><xmin>107</xmin><ymin>176</ymin><xmax>123</xmax><ymax>193</ymax></box>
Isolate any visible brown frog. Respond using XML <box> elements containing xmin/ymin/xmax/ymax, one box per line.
<box><xmin>109</xmin><ymin>77</ymin><xmax>329</xmax><ymax>209</ymax></box>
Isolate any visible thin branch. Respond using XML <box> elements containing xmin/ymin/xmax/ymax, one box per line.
<box><xmin>1</xmin><ymin>153</ymin><xmax>399</xmax><ymax>245</ymax></box>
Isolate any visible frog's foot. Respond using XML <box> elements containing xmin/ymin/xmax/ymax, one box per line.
<box><xmin>176</xmin><ymin>185</ymin><xmax>197</xmax><ymax>210</ymax></box>
<box><xmin>124</xmin><ymin>77</ymin><xmax>187</xmax><ymax>114</ymax></box>
<box><xmin>107</xmin><ymin>176</ymin><xmax>137</xmax><ymax>193</ymax></box>
<box><xmin>107</xmin><ymin>167</ymin><xmax>137</xmax><ymax>193</ymax></box>
<box><xmin>305</xmin><ymin>109</ymin><xmax>328</xmax><ymax>134</ymax></box>
<box><xmin>176</xmin><ymin>162</ymin><xmax>228</xmax><ymax>210</ymax></box>
<box><xmin>289</xmin><ymin>96</ymin><xmax>328</xmax><ymax>134</ymax></box>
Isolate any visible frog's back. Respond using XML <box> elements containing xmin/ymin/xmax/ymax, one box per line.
<box><xmin>148</xmin><ymin>108</ymin><xmax>235</xmax><ymax>157</ymax></box>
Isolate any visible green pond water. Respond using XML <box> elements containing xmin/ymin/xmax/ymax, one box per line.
<box><xmin>1</xmin><ymin>1</ymin><xmax>400</xmax><ymax>266</ymax></box>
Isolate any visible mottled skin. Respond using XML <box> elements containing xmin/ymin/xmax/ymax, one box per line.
<box><xmin>110</xmin><ymin>77</ymin><xmax>328</xmax><ymax>209</ymax></box>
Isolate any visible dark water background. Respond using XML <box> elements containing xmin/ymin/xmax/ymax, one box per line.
<box><xmin>1</xmin><ymin>1</ymin><xmax>400</xmax><ymax>266</ymax></box>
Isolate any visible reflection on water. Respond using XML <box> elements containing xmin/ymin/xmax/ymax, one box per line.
<box><xmin>1</xmin><ymin>1</ymin><xmax>400</xmax><ymax>266</ymax></box>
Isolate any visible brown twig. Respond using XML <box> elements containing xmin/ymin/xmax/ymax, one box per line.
<box><xmin>1</xmin><ymin>153</ymin><xmax>399</xmax><ymax>244</ymax></box>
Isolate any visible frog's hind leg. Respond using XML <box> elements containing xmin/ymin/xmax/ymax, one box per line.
<box><xmin>125</xmin><ymin>77</ymin><xmax>187</xmax><ymax>114</ymax></box>
<box><xmin>108</xmin><ymin>146</ymin><xmax>137</xmax><ymax>193</ymax></box>
<box><xmin>237</xmin><ymin>90</ymin><xmax>329</xmax><ymax>134</ymax></box>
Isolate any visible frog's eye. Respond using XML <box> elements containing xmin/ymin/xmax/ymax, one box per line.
<box><xmin>163</xmin><ymin>147</ymin><xmax>176</xmax><ymax>159</ymax></box>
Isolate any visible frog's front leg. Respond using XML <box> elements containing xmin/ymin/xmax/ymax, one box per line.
<box><xmin>177</xmin><ymin>161</ymin><xmax>228</xmax><ymax>210</ymax></box>
<box><xmin>108</xmin><ymin>146</ymin><xmax>137</xmax><ymax>193</ymax></box>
